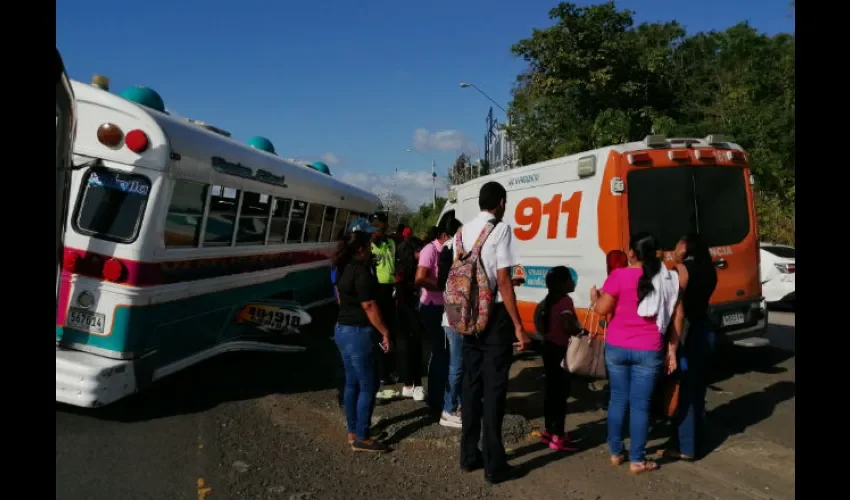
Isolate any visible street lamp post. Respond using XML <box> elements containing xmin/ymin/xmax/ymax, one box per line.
<box><xmin>405</xmin><ymin>149</ymin><xmax>437</xmax><ymax>208</ymax></box>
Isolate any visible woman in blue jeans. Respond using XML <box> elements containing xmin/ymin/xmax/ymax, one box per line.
<box><xmin>333</xmin><ymin>218</ymin><xmax>392</xmax><ymax>453</ymax></box>
<box><xmin>438</xmin><ymin>218</ymin><xmax>464</xmax><ymax>428</ymax></box>
<box><xmin>658</xmin><ymin>233</ymin><xmax>718</xmax><ymax>461</ymax></box>
<box><xmin>590</xmin><ymin>233</ymin><xmax>681</xmax><ymax>474</ymax></box>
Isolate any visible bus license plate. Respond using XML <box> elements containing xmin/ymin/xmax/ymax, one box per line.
<box><xmin>66</xmin><ymin>307</ymin><xmax>105</xmax><ymax>334</ymax></box>
<box><xmin>721</xmin><ymin>312</ymin><xmax>745</xmax><ymax>327</ymax></box>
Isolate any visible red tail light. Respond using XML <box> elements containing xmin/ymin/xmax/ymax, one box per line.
<box><xmin>774</xmin><ymin>262</ymin><xmax>795</xmax><ymax>274</ymax></box>
<box><xmin>103</xmin><ymin>258</ymin><xmax>127</xmax><ymax>282</ymax></box>
<box><xmin>627</xmin><ymin>153</ymin><xmax>651</xmax><ymax>165</ymax></box>
<box><xmin>606</xmin><ymin>250</ymin><xmax>628</xmax><ymax>274</ymax></box>
<box><xmin>63</xmin><ymin>253</ymin><xmax>81</xmax><ymax>273</ymax></box>
<box><xmin>125</xmin><ymin>130</ymin><xmax>149</xmax><ymax>153</ymax></box>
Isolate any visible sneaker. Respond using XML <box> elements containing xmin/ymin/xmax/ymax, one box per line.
<box><xmin>351</xmin><ymin>439</ymin><xmax>390</xmax><ymax>453</ymax></box>
<box><xmin>439</xmin><ymin>411</ymin><xmax>462</xmax><ymax>428</ymax></box>
<box><xmin>412</xmin><ymin>386</ymin><xmax>425</xmax><ymax>401</ymax></box>
<box><xmin>401</xmin><ymin>385</ymin><xmax>426</xmax><ymax>401</ymax></box>
<box><xmin>548</xmin><ymin>434</ymin><xmax>578</xmax><ymax>452</ymax></box>
<box><xmin>539</xmin><ymin>431</ymin><xmax>554</xmax><ymax>444</ymax></box>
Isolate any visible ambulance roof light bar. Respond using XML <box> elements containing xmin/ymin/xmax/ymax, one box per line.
<box><xmin>643</xmin><ymin>135</ymin><xmax>667</xmax><ymax>148</ymax></box>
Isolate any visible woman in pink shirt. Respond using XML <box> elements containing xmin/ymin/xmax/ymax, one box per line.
<box><xmin>415</xmin><ymin>217</ymin><xmax>453</xmax><ymax>416</ymax></box>
<box><xmin>590</xmin><ymin>232</ymin><xmax>680</xmax><ymax>474</ymax></box>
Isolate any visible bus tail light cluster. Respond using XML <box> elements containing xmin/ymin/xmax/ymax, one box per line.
<box><xmin>606</xmin><ymin>250</ymin><xmax>628</xmax><ymax>275</ymax></box>
<box><xmin>62</xmin><ymin>250</ymin><xmax>128</xmax><ymax>283</ymax></box>
<box><xmin>96</xmin><ymin>123</ymin><xmax>149</xmax><ymax>153</ymax></box>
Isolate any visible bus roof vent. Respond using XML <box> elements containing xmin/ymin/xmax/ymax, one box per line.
<box><xmin>705</xmin><ymin>134</ymin><xmax>728</xmax><ymax>146</ymax></box>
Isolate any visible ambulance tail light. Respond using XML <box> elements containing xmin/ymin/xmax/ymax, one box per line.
<box><xmin>726</xmin><ymin>150</ymin><xmax>746</xmax><ymax>162</ymax></box>
<box><xmin>627</xmin><ymin>153</ymin><xmax>651</xmax><ymax>165</ymax></box>
<box><xmin>606</xmin><ymin>250</ymin><xmax>628</xmax><ymax>275</ymax></box>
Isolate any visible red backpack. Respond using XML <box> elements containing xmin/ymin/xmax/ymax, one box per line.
<box><xmin>443</xmin><ymin>219</ymin><xmax>499</xmax><ymax>335</ymax></box>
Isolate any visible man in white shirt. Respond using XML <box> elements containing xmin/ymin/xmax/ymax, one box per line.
<box><xmin>459</xmin><ymin>181</ymin><xmax>530</xmax><ymax>484</ymax></box>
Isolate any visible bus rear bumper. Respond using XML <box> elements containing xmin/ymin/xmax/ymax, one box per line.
<box><xmin>56</xmin><ymin>347</ymin><xmax>137</xmax><ymax>408</ymax></box>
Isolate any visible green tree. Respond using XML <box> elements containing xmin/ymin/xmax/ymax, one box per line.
<box><xmin>407</xmin><ymin>198</ymin><xmax>447</xmax><ymax>237</ymax></box>
<box><xmin>507</xmin><ymin>2</ymin><xmax>794</xmax><ymax>244</ymax></box>
<box><xmin>509</xmin><ymin>2</ymin><xmax>685</xmax><ymax>163</ymax></box>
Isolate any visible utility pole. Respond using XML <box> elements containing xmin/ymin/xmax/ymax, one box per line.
<box><xmin>431</xmin><ymin>159</ymin><xmax>437</xmax><ymax>208</ymax></box>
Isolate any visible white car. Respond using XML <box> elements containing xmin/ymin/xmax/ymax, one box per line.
<box><xmin>760</xmin><ymin>243</ymin><xmax>795</xmax><ymax>306</ymax></box>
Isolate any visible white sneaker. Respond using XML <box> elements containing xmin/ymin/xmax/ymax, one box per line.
<box><xmin>402</xmin><ymin>385</ymin><xmax>426</xmax><ymax>401</ymax></box>
<box><xmin>412</xmin><ymin>386</ymin><xmax>426</xmax><ymax>402</ymax></box>
<box><xmin>439</xmin><ymin>411</ymin><xmax>462</xmax><ymax>428</ymax></box>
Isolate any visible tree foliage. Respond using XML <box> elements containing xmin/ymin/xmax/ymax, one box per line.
<box><xmin>508</xmin><ymin>2</ymin><xmax>795</xmax><ymax>244</ymax></box>
<box><xmin>406</xmin><ymin>198</ymin><xmax>447</xmax><ymax>238</ymax></box>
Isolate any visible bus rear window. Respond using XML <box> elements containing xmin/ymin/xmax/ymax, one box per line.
<box><xmin>75</xmin><ymin>168</ymin><xmax>151</xmax><ymax>243</ymax></box>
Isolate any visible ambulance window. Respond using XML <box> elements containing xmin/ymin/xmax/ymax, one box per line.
<box><xmin>627</xmin><ymin>168</ymin><xmax>696</xmax><ymax>250</ymax></box>
<box><xmin>693</xmin><ymin>168</ymin><xmax>750</xmax><ymax>247</ymax></box>
<box><xmin>236</xmin><ymin>191</ymin><xmax>272</xmax><ymax>245</ymax></box>
<box><xmin>203</xmin><ymin>185</ymin><xmax>240</xmax><ymax>246</ymax></box>
<box><xmin>267</xmin><ymin>197</ymin><xmax>292</xmax><ymax>244</ymax></box>
<box><xmin>287</xmin><ymin>200</ymin><xmax>308</xmax><ymax>243</ymax></box>
<box><xmin>165</xmin><ymin>179</ymin><xmax>207</xmax><ymax>248</ymax></box>
<box><xmin>74</xmin><ymin>167</ymin><xmax>151</xmax><ymax>244</ymax></box>
<box><xmin>304</xmin><ymin>203</ymin><xmax>326</xmax><ymax>242</ymax></box>
<box><xmin>321</xmin><ymin>207</ymin><xmax>338</xmax><ymax>242</ymax></box>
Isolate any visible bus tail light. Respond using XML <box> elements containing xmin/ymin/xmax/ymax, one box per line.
<box><xmin>125</xmin><ymin>130</ymin><xmax>149</xmax><ymax>153</ymax></box>
<box><xmin>627</xmin><ymin>153</ymin><xmax>651</xmax><ymax>165</ymax></box>
<box><xmin>97</xmin><ymin>123</ymin><xmax>123</xmax><ymax>148</ymax></box>
<box><xmin>103</xmin><ymin>259</ymin><xmax>127</xmax><ymax>282</ymax></box>
<box><xmin>63</xmin><ymin>253</ymin><xmax>82</xmax><ymax>273</ymax></box>
<box><xmin>606</xmin><ymin>250</ymin><xmax>628</xmax><ymax>275</ymax></box>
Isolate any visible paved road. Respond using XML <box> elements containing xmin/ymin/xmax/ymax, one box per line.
<box><xmin>56</xmin><ymin>314</ymin><xmax>795</xmax><ymax>500</ymax></box>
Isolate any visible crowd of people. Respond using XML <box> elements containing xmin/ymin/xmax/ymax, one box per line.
<box><xmin>329</xmin><ymin>180</ymin><xmax>718</xmax><ymax>484</ymax></box>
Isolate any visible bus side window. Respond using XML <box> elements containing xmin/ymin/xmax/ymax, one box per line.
<box><xmin>236</xmin><ymin>192</ymin><xmax>272</xmax><ymax>245</ymax></box>
<box><xmin>320</xmin><ymin>207</ymin><xmax>338</xmax><ymax>242</ymax></box>
<box><xmin>334</xmin><ymin>209</ymin><xmax>350</xmax><ymax>240</ymax></box>
<box><xmin>268</xmin><ymin>197</ymin><xmax>292</xmax><ymax>245</ymax></box>
<box><xmin>287</xmin><ymin>200</ymin><xmax>308</xmax><ymax>244</ymax></box>
<box><xmin>204</xmin><ymin>185</ymin><xmax>240</xmax><ymax>246</ymax></box>
<box><xmin>304</xmin><ymin>203</ymin><xmax>326</xmax><ymax>243</ymax></box>
<box><xmin>164</xmin><ymin>180</ymin><xmax>208</xmax><ymax>248</ymax></box>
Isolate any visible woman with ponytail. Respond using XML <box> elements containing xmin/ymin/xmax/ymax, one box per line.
<box><xmin>589</xmin><ymin>232</ymin><xmax>682</xmax><ymax>474</ymax></box>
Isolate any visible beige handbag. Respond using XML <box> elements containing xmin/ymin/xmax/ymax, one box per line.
<box><xmin>564</xmin><ymin>303</ymin><xmax>607</xmax><ymax>380</ymax></box>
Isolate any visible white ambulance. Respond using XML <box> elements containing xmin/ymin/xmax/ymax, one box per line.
<box><xmin>440</xmin><ymin>135</ymin><xmax>768</xmax><ymax>347</ymax></box>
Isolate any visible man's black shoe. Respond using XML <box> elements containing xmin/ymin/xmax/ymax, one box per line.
<box><xmin>460</xmin><ymin>459</ymin><xmax>483</xmax><ymax>473</ymax></box>
<box><xmin>485</xmin><ymin>465</ymin><xmax>525</xmax><ymax>485</ymax></box>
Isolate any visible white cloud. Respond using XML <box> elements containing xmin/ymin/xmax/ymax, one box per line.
<box><xmin>412</xmin><ymin>128</ymin><xmax>479</xmax><ymax>156</ymax></box>
<box><xmin>319</xmin><ymin>152</ymin><xmax>340</xmax><ymax>165</ymax></box>
<box><xmin>339</xmin><ymin>168</ymin><xmax>449</xmax><ymax>209</ymax></box>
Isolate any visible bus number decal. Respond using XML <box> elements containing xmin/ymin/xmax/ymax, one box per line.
<box><xmin>513</xmin><ymin>191</ymin><xmax>582</xmax><ymax>241</ymax></box>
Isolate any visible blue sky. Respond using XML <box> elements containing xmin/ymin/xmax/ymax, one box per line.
<box><xmin>57</xmin><ymin>0</ymin><xmax>793</xmax><ymax>207</ymax></box>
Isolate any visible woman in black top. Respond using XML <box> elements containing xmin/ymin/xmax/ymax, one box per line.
<box><xmin>334</xmin><ymin>219</ymin><xmax>392</xmax><ymax>453</ymax></box>
<box><xmin>660</xmin><ymin>232</ymin><xmax>718</xmax><ymax>461</ymax></box>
